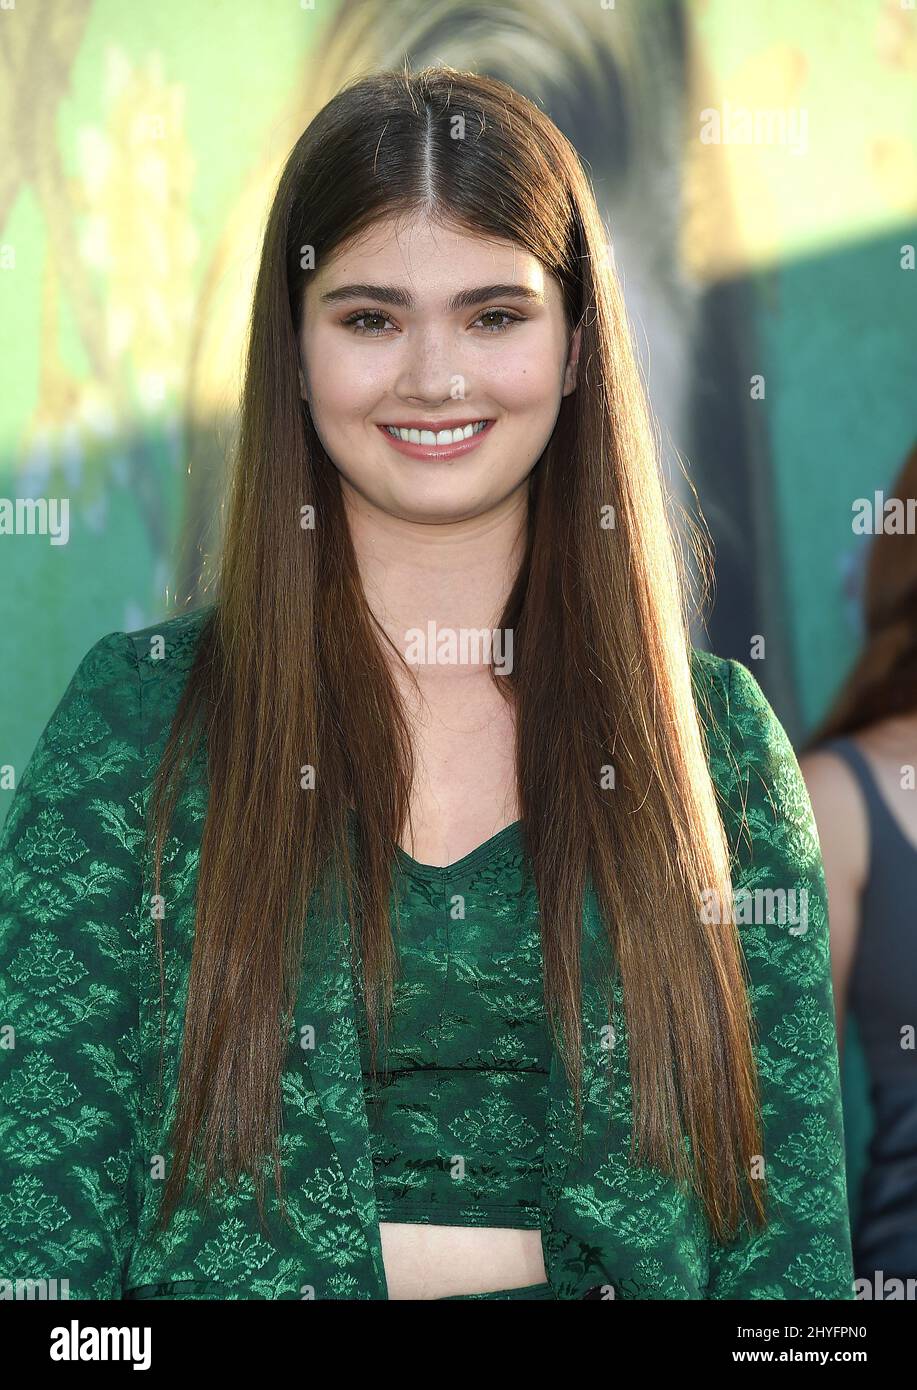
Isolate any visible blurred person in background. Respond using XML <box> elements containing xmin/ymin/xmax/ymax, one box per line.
<box><xmin>801</xmin><ymin>442</ymin><xmax>917</xmax><ymax>1291</ymax></box>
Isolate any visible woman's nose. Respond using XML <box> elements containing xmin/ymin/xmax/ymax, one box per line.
<box><xmin>394</xmin><ymin>328</ymin><xmax>468</xmax><ymax>402</ymax></box>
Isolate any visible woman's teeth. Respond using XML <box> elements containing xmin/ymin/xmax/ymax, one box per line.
<box><xmin>383</xmin><ymin>420</ymin><xmax>489</xmax><ymax>445</ymax></box>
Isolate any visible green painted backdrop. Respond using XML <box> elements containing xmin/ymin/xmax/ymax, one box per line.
<box><xmin>2</xmin><ymin>0</ymin><xmax>916</xmax><ymax>1256</ymax></box>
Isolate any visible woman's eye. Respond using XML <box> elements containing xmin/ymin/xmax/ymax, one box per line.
<box><xmin>341</xmin><ymin>308</ymin><xmax>524</xmax><ymax>336</ymax></box>
<box><xmin>476</xmin><ymin>309</ymin><xmax>522</xmax><ymax>333</ymax></box>
<box><xmin>342</xmin><ymin>310</ymin><xmax>393</xmax><ymax>336</ymax></box>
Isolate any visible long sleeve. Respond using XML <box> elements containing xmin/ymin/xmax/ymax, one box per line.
<box><xmin>705</xmin><ymin>658</ymin><xmax>856</xmax><ymax>1299</ymax></box>
<box><xmin>0</xmin><ymin>631</ymin><xmax>145</xmax><ymax>1300</ymax></box>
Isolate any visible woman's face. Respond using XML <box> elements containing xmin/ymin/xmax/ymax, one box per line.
<box><xmin>298</xmin><ymin>214</ymin><xmax>580</xmax><ymax>523</ymax></box>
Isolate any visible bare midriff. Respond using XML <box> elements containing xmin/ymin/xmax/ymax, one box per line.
<box><xmin>379</xmin><ymin>1223</ymin><xmax>547</xmax><ymax>1299</ymax></box>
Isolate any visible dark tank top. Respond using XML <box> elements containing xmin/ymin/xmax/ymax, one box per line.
<box><xmin>819</xmin><ymin>736</ymin><xmax>917</xmax><ymax>1278</ymax></box>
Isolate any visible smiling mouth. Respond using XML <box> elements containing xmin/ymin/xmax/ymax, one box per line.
<box><xmin>376</xmin><ymin>418</ymin><xmax>496</xmax><ymax>460</ymax></box>
<box><xmin>381</xmin><ymin>420</ymin><xmax>491</xmax><ymax>444</ymax></box>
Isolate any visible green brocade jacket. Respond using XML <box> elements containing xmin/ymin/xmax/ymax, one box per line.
<box><xmin>0</xmin><ymin>607</ymin><xmax>856</xmax><ymax>1300</ymax></box>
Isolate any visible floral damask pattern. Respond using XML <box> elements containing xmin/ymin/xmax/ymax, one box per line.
<box><xmin>0</xmin><ymin>606</ymin><xmax>855</xmax><ymax>1299</ymax></box>
<box><xmin>355</xmin><ymin>822</ymin><xmax>552</xmax><ymax>1230</ymax></box>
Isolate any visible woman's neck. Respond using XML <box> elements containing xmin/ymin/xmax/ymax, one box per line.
<box><xmin>342</xmin><ymin>479</ymin><xmax>528</xmax><ymax>679</ymax></box>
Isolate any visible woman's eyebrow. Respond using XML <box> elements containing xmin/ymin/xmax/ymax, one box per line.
<box><xmin>318</xmin><ymin>283</ymin><xmax>545</xmax><ymax>311</ymax></box>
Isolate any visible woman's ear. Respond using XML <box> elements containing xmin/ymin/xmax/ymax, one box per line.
<box><xmin>563</xmin><ymin>324</ymin><xmax>582</xmax><ymax>396</ymax></box>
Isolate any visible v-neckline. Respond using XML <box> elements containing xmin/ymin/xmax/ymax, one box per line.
<box><xmin>344</xmin><ymin>806</ymin><xmax>524</xmax><ymax>877</ymax></box>
<box><xmin>393</xmin><ymin>818</ymin><xmax>524</xmax><ymax>878</ymax></box>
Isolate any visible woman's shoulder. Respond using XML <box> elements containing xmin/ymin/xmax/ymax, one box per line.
<box><xmin>122</xmin><ymin>602</ymin><xmax>216</xmax><ymax>689</ymax></box>
<box><xmin>74</xmin><ymin>603</ymin><xmax>216</xmax><ymax>738</ymax></box>
<box><xmin>689</xmin><ymin>648</ymin><xmax>817</xmax><ymax>859</ymax></box>
<box><xmin>61</xmin><ymin>603</ymin><xmax>215</xmax><ymax>701</ymax></box>
<box><xmin>5</xmin><ymin>605</ymin><xmax>216</xmax><ymax>826</ymax></box>
<box><xmin>692</xmin><ymin>647</ymin><xmax>806</xmax><ymax>758</ymax></box>
<box><xmin>689</xmin><ymin>646</ymin><xmax>773</xmax><ymax>765</ymax></box>
<box><xmin>689</xmin><ymin>645</ymin><xmax>770</xmax><ymax>716</ymax></box>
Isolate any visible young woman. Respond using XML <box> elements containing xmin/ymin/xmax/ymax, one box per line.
<box><xmin>0</xmin><ymin>65</ymin><xmax>854</xmax><ymax>1301</ymax></box>
<box><xmin>800</xmin><ymin>444</ymin><xmax>917</xmax><ymax>1294</ymax></box>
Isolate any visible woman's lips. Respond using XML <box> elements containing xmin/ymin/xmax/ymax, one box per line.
<box><xmin>376</xmin><ymin>419</ymin><xmax>495</xmax><ymax>460</ymax></box>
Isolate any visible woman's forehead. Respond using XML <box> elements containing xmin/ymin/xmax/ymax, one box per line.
<box><xmin>308</xmin><ymin>218</ymin><xmax>551</xmax><ymax>303</ymax></box>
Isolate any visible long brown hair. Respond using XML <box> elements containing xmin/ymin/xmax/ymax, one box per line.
<box><xmin>147</xmin><ymin>63</ymin><xmax>764</xmax><ymax>1243</ymax></box>
<box><xmin>803</xmin><ymin>441</ymin><xmax>917</xmax><ymax>749</ymax></box>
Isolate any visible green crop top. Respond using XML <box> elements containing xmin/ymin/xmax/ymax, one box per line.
<box><xmin>352</xmin><ymin>818</ymin><xmax>552</xmax><ymax>1230</ymax></box>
